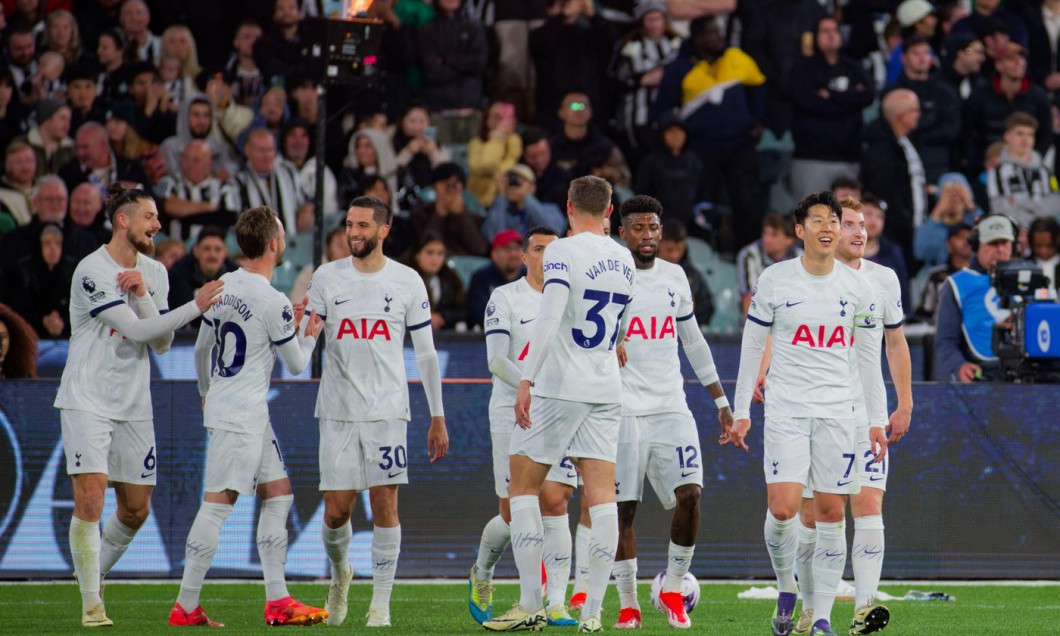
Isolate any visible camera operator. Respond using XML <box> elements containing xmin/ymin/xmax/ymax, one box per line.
<box><xmin>934</xmin><ymin>214</ymin><xmax>1016</xmax><ymax>382</ymax></box>
<box><xmin>480</xmin><ymin>164</ymin><xmax>566</xmax><ymax>241</ymax></box>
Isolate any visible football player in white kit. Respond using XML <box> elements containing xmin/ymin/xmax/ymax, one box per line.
<box><xmin>484</xmin><ymin>176</ymin><xmax>634</xmax><ymax>633</ymax></box>
<box><xmin>724</xmin><ymin>192</ymin><xmax>888</xmax><ymax>636</ymax></box>
<box><xmin>309</xmin><ymin>196</ymin><xmax>450</xmax><ymax>628</ymax></box>
<box><xmin>169</xmin><ymin>206</ymin><xmax>328</xmax><ymax>627</ymax></box>
<box><xmin>788</xmin><ymin>197</ymin><xmax>912</xmax><ymax>636</ymax></box>
<box><xmin>468</xmin><ymin>226</ymin><xmax>581</xmax><ymax>628</ymax></box>
<box><xmin>55</xmin><ymin>185</ymin><xmax>224</xmax><ymax>627</ymax></box>
<box><xmin>611</xmin><ymin>196</ymin><xmax>733</xmax><ymax>630</ymax></box>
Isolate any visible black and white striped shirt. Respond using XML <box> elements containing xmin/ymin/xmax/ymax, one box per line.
<box><xmin>156</xmin><ymin>174</ymin><xmax>239</xmax><ymax>239</ymax></box>
<box><xmin>611</xmin><ymin>34</ymin><xmax>680</xmax><ymax>132</ymax></box>
<box><xmin>231</xmin><ymin>161</ymin><xmax>308</xmax><ymax>232</ymax></box>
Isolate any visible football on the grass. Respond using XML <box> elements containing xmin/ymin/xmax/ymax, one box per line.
<box><xmin>650</xmin><ymin>571</ymin><xmax>700</xmax><ymax>614</ymax></box>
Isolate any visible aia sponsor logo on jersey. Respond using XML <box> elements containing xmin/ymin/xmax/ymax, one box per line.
<box><xmin>336</xmin><ymin>318</ymin><xmax>392</xmax><ymax>340</ymax></box>
<box><xmin>626</xmin><ymin>315</ymin><xmax>675</xmax><ymax>340</ymax></box>
<box><xmin>791</xmin><ymin>324</ymin><xmax>850</xmax><ymax>348</ymax></box>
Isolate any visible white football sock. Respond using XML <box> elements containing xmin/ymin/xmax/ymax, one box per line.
<box><xmin>812</xmin><ymin>520</ymin><xmax>846</xmax><ymax>627</ymax></box>
<box><xmin>176</xmin><ymin>502</ymin><xmax>232</xmax><ymax>610</ymax></box>
<box><xmin>852</xmin><ymin>515</ymin><xmax>885</xmax><ymax>608</ymax></box>
<box><xmin>509</xmin><ymin>495</ymin><xmax>545</xmax><ymax>611</ymax></box>
<box><xmin>474</xmin><ymin>514</ymin><xmax>511</xmax><ymax>581</ymax></box>
<box><xmin>542</xmin><ymin>514</ymin><xmax>571</xmax><ymax>609</ymax></box>
<box><xmin>572</xmin><ymin>523</ymin><xmax>591</xmax><ymax>597</ymax></box>
<box><xmin>613</xmin><ymin>558</ymin><xmax>639</xmax><ymax>610</ymax></box>
<box><xmin>258</xmin><ymin>495</ymin><xmax>292</xmax><ymax>601</ymax></box>
<box><xmin>796</xmin><ymin>520</ymin><xmax>817</xmax><ymax>611</ymax></box>
<box><xmin>583</xmin><ymin>503</ymin><xmax>618</xmax><ymax>622</ymax></box>
<box><xmin>764</xmin><ymin>510</ymin><xmax>798</xmax><ymax>594</ymax></box>
<box><xmin>370</xmin><ymin>525</ymin><xmax>401</xmax><ymax>612</ymax></box>
<box><xmin>99</xmin><ymin>515</ymin><xmax>137</xmax><ymax>577</ymax></box>
<box><xmin>322</xmin><ymin>520</ymin><xmax>352</xmax><ymax>580</ymax></box>
<box><xmin>663</xmin><ymin>541</ymin><xmax>694</xmax><ymax>593</ymax></box>
<box><xmin>70</xmin><ymin>516</ymin><xmax>102</xmax><ymax>612</ymax></box>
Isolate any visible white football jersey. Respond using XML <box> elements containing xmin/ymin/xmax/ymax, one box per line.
<box><xmin>747</xmin><ymin>258</ymin><xmax>876</xmax><ymax>419</ymax></box>
<box><xmin>843</xmin><ymin>259</ymin><xmax>904</xmax><ymax>427</ymax></box>
<box><xmin>485</xmin><ymin>277</ymin><xmax>540</xmax><ymax>410</ymax></box>
<box><xmin>55</xmin><ymin>246</ymin><xmax>170</xmax><ymax>420</ymax></box>
<box><xmin>199</xmin><ymin>269</ymin><xmax>298</xmax><ymax>434</ymax></box>
<box><xmin>620</xmin><ymin>260</ymin><xmax>695</xmax><ymax>416</ymax></box>
<box><xmin>306</xmin><ymin>258</ymin><xmax>432</xmax><ymax>421</ymax></box>
<box><xmin>532</xmin><ymin>232</ymin><xmax>635</xmax><ymax>403</ymax></box>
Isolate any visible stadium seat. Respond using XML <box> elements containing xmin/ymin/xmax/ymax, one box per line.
<box><xmin>702</xmin><ymin>260</ymin><xmax>742</xmax><ymax>334</ymax></box>
<box><xmin>448</xmin><ymin>255</ymin><xmax>490</xmax><ymax>287</ymax></box>
<box><xmin>271</xmin><ymin>261</ymin><xmax>300</xmax><ymax>296</ymax></box>
<box><xmin>284</xmin><ymin>232</ymin><xmax>316</xmax><ymax>268</ymax></box>
<box><xmin>685</xmin><ymin>237</ymin><xmax>717</xmax><ymax>266</ymax></box>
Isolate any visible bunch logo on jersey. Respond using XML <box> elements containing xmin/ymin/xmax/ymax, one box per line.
<box><xmin>626</xmin><ymin>315</ymin><xmax>676</xmax><ymax>340</ymax></box>
<box><xmin>82</xmin><ymin>277</ymin><xmax>105</xmax><ymax>302</ymax></box>
<box><xmin>336</xmin><ymin>318</ymin><xmax>391</xmax><ymax>340</ymax></box>
<box><xmin>384</xmin><ymin>295</ymin><xmax>393</xmax><ymax>312</ymax></box>
<box><xmin>667</xmin><ymin>289</ymin><xmax>676</xmax><ymax>307</ymax></box>
<box><xmin>838</xmin><ymin>298</ymin><xmax>848</xmax><ymax>317</ymax></box>
<box><xmin>545</xmin><ymin>262</ymin><xmax>568</xmax><ymax>273</ymax></box>
<box><xmin>791</xmin><ymin>325</ymin><xmax>850</xmax><ymax>348</ymax></box>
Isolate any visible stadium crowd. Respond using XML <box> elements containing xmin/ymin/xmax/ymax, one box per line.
<box><xmin>0</xmin><ymin>0</ymin><xmax>1058</xmax><ymax>347</ymax></box>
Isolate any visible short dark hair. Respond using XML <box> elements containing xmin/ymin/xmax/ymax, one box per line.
<box><xmin>660</xmin><ymin>219</ymin><xmax>687</xmax><ymax>242</ymax></box>
<box><xmin>1004</xmin><ymin>111</ymin><xmax>1038</xmax><ymax>132</ymax></box>
<box><xmin>567</xmin><ymin>176</ymin><xmax>612</xmax><ymax>217</ymax></box>
<box><xmin>1029</xmin><ymin>216</ymin><xmax>1060</xmax><ymax>246</ymax></box>
<box><xmin>619</xmin><ymin>194</ymin><xmax>664</xmax><ymax>221</ymax></box>
<box><xmin>762</xmin><ymin>211</ymin><xmax>795</xmax><ymax>238</ymax></box>
<box><xmin>105</xmin><ymin>183</ymin><xmax>153</xmax><ymax>224</ymax></box>
<box><xmin>196</xmin><ymin>225</ymin><xmax>228</xmax><ymax>246</ymax></box>
<box><xmin>520</xmin><ymin>126</ymin><xmax>550</xmax><ymax>148</ymax></box>
<box><xmin>830</xmin><ymin>175</ymin><xmax>861</xmax><ymax>192</ymax></box>
<box><xmin>523</xmin><ymin>225</ymin><xmax>559</xmax><ymax>246</ymax></box>
<box><xmin>792</xmin><ymin>191</ymin><xmax>841</xmax><ymax>226</ymax></box>
<box><xmin>430</xmin><ymin>162</ymin><xmax>466</xmax><ymax>186</ymax></box>
<box><xmin>235</xmin><ymin>208</ymin><xmax>277</xmax><ymax>258</ymax></box>
<box><xmin>349</xmin><ymin>195</ymin><xmax>392</xmax><ymax>226</ymax></box>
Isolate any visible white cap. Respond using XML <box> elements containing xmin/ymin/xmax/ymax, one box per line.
<box><xmin>896</xmin><ymin>0</ymin><xmax>934</xmax><ymax>28</ymax></box>
<box><xmin>978</xmin><ymin>215</ymin><xmax>1016</xmax><ymax>244</ymax></box>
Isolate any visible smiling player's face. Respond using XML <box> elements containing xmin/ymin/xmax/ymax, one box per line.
<box><xmin>797</xmin><ymin>204</ymin><xmax>839</xmax><ymax>260</ymax></box>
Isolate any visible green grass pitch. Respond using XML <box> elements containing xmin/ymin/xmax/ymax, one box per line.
<box><xmin>0</xmin><ymin>581</ymin><xmax>1054</xmax><ymax>634</ymax></box>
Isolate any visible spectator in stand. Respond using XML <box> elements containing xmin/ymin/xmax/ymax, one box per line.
<box><xmin>281</xmin><ymin>118</ymin><xmax>338</xmax><ymax>217</ymax></box>
<box><xmin>551</xmin><ymin>92</ymin><xmax>630</xmax><ymax>189</ymax></box>
<box><xmin>19</xmin><ymin>99</ymin><xmax>75</xmax><ymax>178</ymax></box>
<box><xmin>0</xmin><ymin>176</ymin><xmax>97</xmax><ymax>274</ymax></box>
<box><xmin>1029</xmin><ymin>216</ymin><xmax>1060</xmax><ymax>290</ymax></box>
<box><xmin>520</xmin><ymin>126</ymin><xmax>572</xmax><ymax>209</ymax></box>
<box><xmin>743</xmin><ymin>0</ymin><xmax>827</xmax><ymax>135</ymax></box>
<box><xmin>156</xmin><ymin>139</ymin><xmax>238</xmax><ymax>240</ymax></box>
<box><xmin>654</xmin><ymin>15</ymin><xmax>766</xmax><ymax>250</ymax></box>
<box><xmin>200</xmin><ymin>69</ymin><xmax>254</xmax><ymax>155</ymax></box>
<box><xmin>885</xmin><ymin>0</ymin><xmax>940</xmax><ymax>85</ymax></box>
<box><xmin>5</xmin><ymin>223</ymin><xmax>75</xmax><ymax>339</ymax></box>
<box><xmin>787</xmin><ymin>15</ymin><xmax>875</xmax><ymax>199</ymax></box>
<box><xmin>467</xmin><ymin>100</ymin><xmax>522</xmax><ymax>208</ymax></box>
<box><xmin>159</xmin><ymin>95</ymin><xmax>239</xmax><ymax>181</ymax></box>
<box><xmin>410</xmin><ymin>162</ymin><xmax>488</xmax><ymax>257</ymax></box>
<box><xmin>231</xmin><ymin>127</ymin><xmax>311</xmax><ymax>232</ymax></box>
<box><xmin>417</xmin><ymin>0</ymin><xmax>489</xmax><ymax>145</ymax></box>
<box><xmin>253</xmin><ymin>0</ymin><xmax>308</xmax><ymax>84</ymax></box>
<box><xmin>481</xmin><ymin>163</ymin><xmax>565</xmax><ymax>240</ymax></box>
<box><xmin>0</xmin><ymin>302</ymin><xmax>38</xmax><ymax>378</ymax></box>
<box><xmin>59</xmin><ymin>121</ymin><xmax>150</xmax><ymax>196</ymax></box>
<box><xmin>234</xmin><ymin>85</ymin><xmax>288</xmax><ymax>152</ymax></box>
<box><xmin>225</xmin><ymin>20</ymin><xmax>266</xmax><ymax>108</ymax></box>
<box><xmin>68</xmin><ymin>182</ymin><xmax>109</xmax><ymax>245</ymax></box>
<box><xmin>861</xmin><ymin>88</ymin><xmax>926</xmax><ymax>268</ymax></box>
<box><xmin>158</xmin><ymin>25</ymin><xmax>201</xmax><ymax>107</ymax></box>
<box><xmin>735</xmin><ymin>211</ymin><xmax>800</xmax><ymax>319</ymax></box>
<box><xmin>391</xmin><ymin>103</ymin><xmax>451</xmax><ymax>212</ymax></box>
<box><xmin>830</xmin><ymin>175</ymin><xmax>862</xmax><ymax>201</ymax></box>
<box><xmin>986</xmin><ymin>111</ymin><xmax>1060</xmax><ymax>226</ymax></box>
<box><xmin>886</xmin><ymin>34</ymin><xmax>962</xmax><ymax>184</ymax></box>
<box><xmin>338</xmin><ymin>128</ymin><xmax>399</xmax><ymax>213</ymax></box>
<box><xmin>609</xmin><ymin>1</ymin><xmax>682</xmax><ymax>165</ymax></box>
<box><xmin>915</xmin><ymin>222</ymin><xmax>973</xmax><ymax>323</ymax></box>
<box><xmin>0</xmin><ymin>70</ymin><xmax>31</xmax><ymax>154</ymax></box>
<box><xmin>915</xmin><ymin>172</ymin><xmax>981</xmax><ymax>268</ymax></box>
<box><xmin>402</xmin><ymin>230</ymin><xmax>468</xmax><ymax>331</ymax></box>
<box><xmin>153</xmin><ymin>237</ymin><xmax>186</xmax><ymax>271</ymax></box>
<box><xmin>952</xmin><ymin>0</ymin><xmax>1030</xmax><ymax>49</ymax></box>
<box><xmin>125</xmin><ymin>62</ymin><xmax>177</xmax><ymax>144</ymax></box>
<box><xmin>942</xmin><ymin>31</ymin><xmax>987</xmax><ymax>100</ymax></box>
<box><xmin>66</xmin><ymin>65</ymin><xmax>107</xmax><ymax>132</ymax></box>
<box><xmin>488</xmin><ymin>0</ymin><xmax>549</xmax><ymax>115</ymax></box>
<box><xmin>964</xmin><ymin>43</ymin><xmax>1052</xmax><ymax>173</ymax></box>
<box><xmin>7</xmin><ymin>0</ymin><xmax>46</xmax><ymax>32</ymax></box>
<box><xmin>1021</xmin><ymin>1</ymin><xmax>1060</xmax><ymax>96</ymax></box>
<box><xmin>77</xmin><ymin>0</ymin><xmax>124</xmax><ymax>58</ymax></box>
<box><xmin>120</xmin><ymin>0</ymin><xmax>161</xmax><ymax>64</ymax></box>
<box><xmin>466</xmin><ymin>228</ymin><xmax>525</xmax><ymax>330</ymax></box>
<box><xmin>634</xmin><ymin>114</ymin><xmax>708</xmax><ymax>239</ymax></box>
<box><xmin>0</xmin><ymin>141</ymin><xmax>37</xmax><ymax>231</ymax></box>
<box><xmin>95</xmin><ymin>28</ymin><xmax>130</xmax><ymax>106</ymax></box>
<box><xmin>105</xmin><ymin>100</ymin><xmax>166</xmax><ymax>185</ymax></box>
<box><xmin>6</xmin><ymin>21</ymin><xmax>38</xmax><ymax>99</ymax></box>
<box><xmin>862</xmin><ymin>193</ymin><xmax>912</xmax><ymax>314</ymax></box>
<box><xmin>657</xmin><ymin>218</ymin><xmax>714</xmax><ymax>328</ymax></box>
<box><xmin>167</xmin><ymin>225</ymin><xmax>238</xmax><ymax>331</ymax></box>
<box><xmin>41</xmin><ymin>10</ymin><xmax>89</xmax><ymax>70</ymax></box>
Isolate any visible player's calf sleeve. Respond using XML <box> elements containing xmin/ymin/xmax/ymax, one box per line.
<box><xmin>764</xmin><ymin>510</ymin><xmax>798</xmax><ymax>594</ymax></box>
<box><xmin>663</xmin><ymin>541</ymin><xmax>695</xmax><ymax>593</ymax></box>
<box><xmin>510</xmin><ymin>495</ymin><xmax>545</xmax><ymax>611</ymax></box>
<box><xmin>475</xmin><ymin>514</ymin><xmax>511</xmax><ymax>580</ymax></box>
<box><xmin>177</xmin><ymin>502</ymin><xmax>232</xmax><ymax>610</ymax></box>
<box><xmin>370</xmin><ymin>525</ymin><xmax>401</xmax><ymax>611</ymax></box>
<box><xmin>542</xmin><ymin>514</ymin><xmax>572</xmax><ymax>609</ymax></box>
<box><xmin>811</xmin><ymin>520</ymin><xmax>846</xmax><ymax>627</ymax></box>
<box><xmin>795</xmin><ymin>521</ymin><xmax>817</xmax><ymax>611</ymax></box>
<box><xmin>322</xmin><ymin>519</ymin><xmax>352</xmax><ymax>579</ymax></box>
<box><xmin>852</xmin><ymin>515</ymin><xmax>885</xmax><ymax>609</ymax></box>
<box><xmin>613</xmin><ymin>558</ymin><xmax>639</xmax><ymax>610</ymax></box>
<box><xmin>257</xmin><ymin>495</ymin><xmax>293</xmax><ymax>602</ymax></box>
<box><xmin>99</xmin><ymin>514</ymin><xmax>137</xmax><ymax>577</ymax></box>
<box><xmin>70</xmin><ymin>516</ymin><xmax>102</xmax><ymax>612</ymax></box>
<box><xmin>584</xmin><ymin>503</ymin><xmax>618</xmax><ymax>621</ymax></box>
<box><xmin>572</xmin><ymin>523</ymin><xmax>591</xmax><ymax>596</ymax></box>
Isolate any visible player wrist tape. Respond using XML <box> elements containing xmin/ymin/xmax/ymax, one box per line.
<box><xmin>714</xmin><ymin>395</ymin><xmax>730</xmax><ymax>410</ymax></box>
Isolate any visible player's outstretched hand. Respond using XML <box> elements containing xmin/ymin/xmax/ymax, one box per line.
<box><xmin>515</xmin><ymin>380</ymin><xmax>532</xmax><ymax>429</ymax></box>
<box><xmin>869</xmin><ymin>427</ymin><xmax>888</xmax><ymax>462</ymax></box>
<box><xmin>427</xmin><ymin>416</ymin><xmax>449</xmax><ymax>463</ymax></box>
<box><xmin>720</xmin><ymin>418</ymin><xmax>750</xmax><ymax>451</ymax></box>
<box><xmin>116</xmin><ymin>270</ymin><xmax>146</xmax><ymax>297</ymax></box>
<box><xmin>752</xmin><ymin>372</ymin><xmax>766</xmax><ymax>403</ymax></box>
<box><xmin>303</xmin><ymin>310</ymin><xmax>323</xmax><ymax>339</ymax></box>
<box><xmin>194</xmin><ymin>280</ymin><xmax>225</xmax><ymax>313</ymax></box>
<box><xmin>293</xmin><ymin>296</ymin><xmax>308</xmax><ymax>330</ymax></box>
<box><xmin>887</xmin><ymin>406</ymin><xmax>911</xmax><ymax>443</ymax></box>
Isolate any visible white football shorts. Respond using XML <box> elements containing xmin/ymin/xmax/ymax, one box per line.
<box><xmin>764</xmin><ymin>416</ymin><xmax>858</xmax><ymax>495</ymax></box>
<box><xmin>800</xmin><ymin>422</ymin><xmax>888</xmax><ymax>498</ymax></box>
<box><xmin>319</xmin><ymin>419</ymin><xmax>409</xmax><ymax>491</ymax></box>
<box><xmin>511</xmin><ymin>397</ymin><xmax>621</xmax><ymax>465</ymax></box>
<box><xmin>615</xmin><ymin>412</ymin><xmax>703</xmax><ymax>508</ymax></box>
<box><xmin>61</xmin><ymin>409</ymin><xmax>157</xmax><ymax>485</ymax></box>
<box><xmin>202</xmin><ymin>423</ymin><xmax>288</xmax><ymax>495</ymax></box>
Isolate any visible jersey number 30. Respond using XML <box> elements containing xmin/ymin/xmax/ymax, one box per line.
<box><xmin>573</xmin><ymin>290</ymin><xmax>630</xmax><ymax>350</ymax></box>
